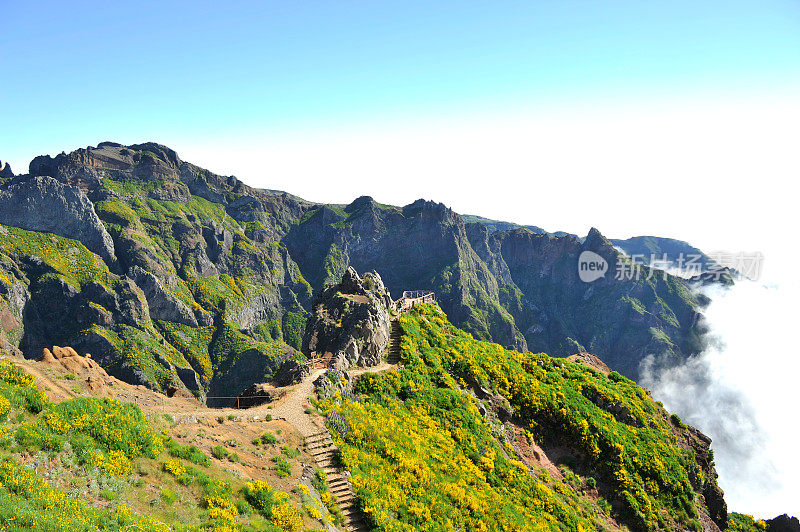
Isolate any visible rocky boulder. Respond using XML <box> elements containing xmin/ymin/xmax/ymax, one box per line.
<box><xmin>238</xmin><ymin>382</ymin><xmax>286</xmax><ymax>408</ymax></box>
<box><xmin>0</xmin><ymin>176</ymin><xmax>117</xmax><ymax>265</ymax></box>
<box><xmin>302</xmin><ymin>267</ymin><xmax>393</xmax><ymax>369</ymax></box>
<box><xmin>272</xmin><ymin>358</ymin><xmax>310</xmax><ymax>386</ymax></box>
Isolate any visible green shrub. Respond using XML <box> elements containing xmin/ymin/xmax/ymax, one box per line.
<box><xmin>282</xmin><ymin>446</ymin><xmax>300</xmax><ymax>459</ymax></box>
<box><xmin>670</xmin><ymin>413</ymin><xmax>687</xmax><ymax>428</ymax></box>
<box><xmin>164</xmin><ymin>437</ymin><xmax>211</xmax><ymax>467</ymax></box>
<box><xmin>211</xmin><ymin>445</ymin><xmax>229</xmax><ymax>460</ymax></box>
<box><xmin>161</xmin><ymin>488</ymin><xmax>178</xmax><ymax>505</ymax></box>
<box><xmin>272</xmin><ymin>456</ymin><xmax>291</xmax><ymax>478</ymax></box>
<box><xmin>43</xmin><ymin>397</ymin><xmax>162</xmax><ymax>458</ymax></box>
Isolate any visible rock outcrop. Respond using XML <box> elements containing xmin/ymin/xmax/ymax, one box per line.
<box><xmin>130</xmin><ymin>266</ymin><xmax>201</xmax><ymax>327</ymax></box>
<box><xmin>302</xmin><ymin>267</ymin><xmax>393</xmax><ymax>369</ymax></box>
<box><xmin>238</xmin><ymin>382</ymin><xmax>287</xmax><ymax>408</ymax></box>
<box><xmin>767</xmin><ymin>514</ymin><xmax>800</xmax><ymax>532</ymax></box>
<box><xmin>681</xmin><ymin>425</ymin><xmax>728</xmax><ymax>530</ymax></box>
<box><xmin>38</xmin><ymin>346</ymin><xmax>118</xmax><ymax>398</ymax></box>
<box><xmin>0</xmin><ymin>161</ymin><xmax>13</xmax><ymax>179</ymax></box>
<box><xmin>0</xmin><ymin>175</ymin><xmax>117</xmax><ymax>264</ymax></box>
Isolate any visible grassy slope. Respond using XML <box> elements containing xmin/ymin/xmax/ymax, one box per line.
<box><xmin>0</xmin><ymin>356</ymin><xmax>340</xmax><ymax>531</ymax></box>
<box><xmin>319</xmin><ymin>304</ymin><xmax>730</xmax><ymax>531</ymax></box>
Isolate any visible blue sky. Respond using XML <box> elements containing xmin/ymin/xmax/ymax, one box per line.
<box><xmin>2</xmin><ymin>0</ymin><xmax>798</xmax><ymax>169</ymax></box>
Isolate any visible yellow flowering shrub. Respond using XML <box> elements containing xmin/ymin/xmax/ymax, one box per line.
<box><xmin>0</xmin><ymin>360</ymin><xmax>33</xmax><ymax>387</ymax></box>
<box><xmin>0</xmin><ymin>395</ymin><xmax>10</xmax><ymax>420</ymax></box>
<box><xmin>205</xmin><ymin>495</ymin><xmax>239</xmax><ymax>524</ymax></box>
<box><xmin>0</xmin><ymin>456</ymin><xmax>168</xmax><ymax>530</ymax></box>
<box><xmin>304</xmin><ymin>503</ymin><xmax>321</xmax><ymax>519</ymax></box>
<box><xmin>270</xmin><ymin>501</ymin><xmax>302</xmax><ymax>531</ymax></box>
<box><xmin>91</xmin><ymin>449</ymin><xmax>133</xmax><ymax>477</ymax></box>
<box><xmin>43</xmin><ymin>397</ymin><xmax>162</xmax><ymax>458</ymax></box>
<box><xmin>242</xmin><ymin>480</ymin><xmax>302</xmax><ymax>530</ymax></box>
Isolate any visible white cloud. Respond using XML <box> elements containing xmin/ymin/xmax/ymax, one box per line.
<box><xmin>640</xmin><ymin>281</ymin><xmax>800</xmax><ymax>518</ymax></box>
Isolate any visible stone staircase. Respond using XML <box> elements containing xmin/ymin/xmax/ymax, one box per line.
<box><xmin>304</xmin><ymin>431</ymin><xmax>367</xmax><ymax>531</ymax></box>
<box><xmin>385</xmin><ymin>318</ymin><xmax>401</xmax><ymax>365</ymax></box>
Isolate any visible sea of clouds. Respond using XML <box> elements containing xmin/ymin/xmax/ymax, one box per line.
<box><xmin>640</xmin><ymin>280</ymin><xmax>800</xmax><ymax>518</ymax></box>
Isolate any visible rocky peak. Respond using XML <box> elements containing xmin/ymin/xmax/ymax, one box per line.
<box><xmin>302</xmin><ymin>267</ymin><xmax>393</xmax><ymax>369</ymax></box>
<box><xmin>345</xmin><ymin>195</ymin><xmax>377</xmax><ymax>213</ymax></box>
<box><xmin>0</xmin><ymin>160</ymin><xmax>13</xmax><ymax>179</ymax></box>
<box><xmin>403</xmin><ymin>198</ymin><xmax>455</xmax><ymax>220</ymax></box>
<box><xmin>583</xmin><ymin>227</ymin><xmax>614</xmax><ymax>251</ymax></box>
<box><xmin>128</xmin><ymin>142</ymin><xmax>182</xmax><ymax>167</ymax></box>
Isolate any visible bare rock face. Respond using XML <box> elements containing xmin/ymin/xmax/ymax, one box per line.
<box><xmin>272</xmin><ymin>359</ymin><xmax>310</xmax><ymax>386</ymax></box>
<box><xmin>130</xmin><ymin>266</ymin><xmax>199</xmax><ymax>327</ymax></box>
<box><xmin>0</xmin><ymin>176</ymin><xmax>117</xmax><ymax>264</ymax></box>
<box><xmin>302</xmin><ymin>267</ymin><xmax>393</xmax><ymax>369</ymax></box>
<box><xmin>38</xmin><ymin>346</ymin><xmax>118</xmax><ymax>398</ymax></box>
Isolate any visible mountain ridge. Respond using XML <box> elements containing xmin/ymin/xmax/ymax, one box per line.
<box><xmin>1</xmin><ymin>141</ymin><xmax>711</xmax><ymax>399</ymax></box>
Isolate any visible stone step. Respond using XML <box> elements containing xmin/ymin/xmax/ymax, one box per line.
<box><xmin>335</xmin><ymin>494</ymin><xmax>355</xmax><ymax>504</ymax></box>
<box><xmin>308</xmin><ymin>444</ymin><xmax>335</xmax><ymax>454</ymax></box>
<box><xmin>313</xmin><ymin>449</ymin><xmax>335</xmax><ymax>458</ymax></box>
<box><xmin>305</xmin><ymin>437</ymin><xmax>330</xmax><ymax>447</ymax></box>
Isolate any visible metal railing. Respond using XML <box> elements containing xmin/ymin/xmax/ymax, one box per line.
<box><xmin>395</xmin><ymin>290</ymin><xmax>436</xmax><ymax>312</ymax></box>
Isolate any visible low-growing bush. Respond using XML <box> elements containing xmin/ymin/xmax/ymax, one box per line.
<box><xmin>211</xmin><ymin>445</ymin><xmax>230</xmax><ymax>460</ymax></box>
<box><xmin>164</xmin><ymin>437</ymin><xmax>211</xmax><ymax>467</ymax></box>
<box><xmin>272</xmin><ymin>456</ymin><xmax>291</xmax><ymax>478</ymax></box>
<box><xmin>243</xmin><ymin>480</ymin><xmax>302</xmax><ymax>530</ymax></box>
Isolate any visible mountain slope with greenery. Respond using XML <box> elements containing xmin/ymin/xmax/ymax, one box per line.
<box><xmin>318</xmin><ymin>304</ymin><xmax>729</xmax><ymax>531</ymax></box>
<box><xmin>0</xmin><ymin>353</ymin><xmax>347</xmax><ymax>531</ymax></box>
<box><xmin>0</xmin><ymin>141</ymin><xmax>710</xmax><ymax>399</ymax></box>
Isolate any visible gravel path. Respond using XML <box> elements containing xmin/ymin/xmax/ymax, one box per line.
<box><xmin>270</xmin><ymin>367</ymin><xmax>328</xmax><ymax>437</ymax></box>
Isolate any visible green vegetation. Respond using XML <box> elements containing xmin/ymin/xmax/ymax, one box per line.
<box><xmin>164</xmin><ymin>437</ymin><xmax>211</xmax><ymax>467</ymax></box>
<box><xmin>728</xmin><ymin>513</ymin><xmax>768</xmax><ymax>531</ymax></box>
<box><xmin>0</xmin><ymin>359</ymin><xmax>320</xmax><ymax>531</ymax></box>
<box><xmin>319</xmin><ymin>304</ymin><xmax>714</xmax><ymax>531</ymax></box>
<box><xmin>0</xmin><ymin>224</ymin><xmax>110</xmax><ymax>289</ymax></box>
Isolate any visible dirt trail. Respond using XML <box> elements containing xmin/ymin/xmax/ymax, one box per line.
<box><xmin>270</xmin><ymin>368</ymin><xmax>327</xmax><ymax>436</ymax></box>
<box><xmin>5</xmin><ymin>332</ymin><xmax>401</xmax><ymax>442</ymax></box>
<box><xmin>163</xmin><ymin>362</ymin><xmax>397</xmax><ymax>434</ymax></box>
